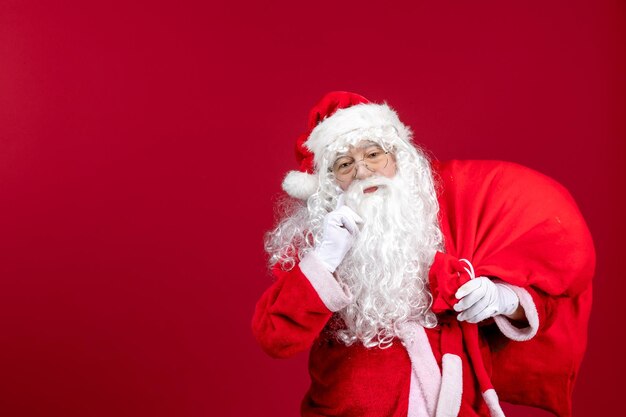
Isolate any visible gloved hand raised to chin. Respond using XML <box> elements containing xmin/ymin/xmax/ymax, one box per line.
<box><xmin>313</xmin><ymin>195</ymin><xmax>363</xmax><ymax>273</ymax></box>
<box><xmin>453</xmin><ymin>277</ymin><xmax>520</xmax><ymax>323</ymax></box>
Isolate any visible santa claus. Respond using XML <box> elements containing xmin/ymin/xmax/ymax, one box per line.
<box><xmin>252</xmin><ymin>92</ymin><xmax>594</xmax><ymax>417</ymax></box>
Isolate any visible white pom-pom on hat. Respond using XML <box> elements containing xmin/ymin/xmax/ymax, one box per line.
<box><xmin>282</xmin><ymin>170</ymin><xmax>318</xmax><ymax>201</ymax></box>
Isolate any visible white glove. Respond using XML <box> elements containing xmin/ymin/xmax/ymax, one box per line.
<box><xmin>453</xmin><ymin>277</ymin><xmax>519</xmax><ymax>323</ymax></box>
<box><xmin>313</xmin><ymin>196</ymin><xmax>363</xmax><ymax>273</ymax></box>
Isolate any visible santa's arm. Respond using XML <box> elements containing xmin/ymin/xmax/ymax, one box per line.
<box><xmin>252</xmin><ymin>252</ymin><xmax>352</xmax><ymax>358</ymax></box>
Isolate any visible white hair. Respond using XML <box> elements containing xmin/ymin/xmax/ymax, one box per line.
<box><xmin>265</xmin><ymin>132</ymin><xmax>443</xmax><ymax>348</ymax></box>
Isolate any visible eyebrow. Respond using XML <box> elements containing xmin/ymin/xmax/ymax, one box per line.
<box><xmin>358</xmin><ymin>140</ymin><xmax>382</xmax><ymax>148</ymax></box>
<box><xmin>335</xmin><ymin>141</ymin><xmax>384</xmax><ymax>158</ymax></box>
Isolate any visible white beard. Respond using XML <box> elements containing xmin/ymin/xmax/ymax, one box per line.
<box><xmin>334</xmin><ymin>173</ymin><xmax>439</xmax><ymax>348</ymax></box>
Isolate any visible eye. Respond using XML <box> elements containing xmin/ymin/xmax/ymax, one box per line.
<box><xmin>366</xmin><ymin>149</ymin><xmax>385</xmax><ymax>159</ymax></box>
<box><xmin>333</xmin><ymin>158</ymin><xmax>355</xmax><ymax>173</ymax></box>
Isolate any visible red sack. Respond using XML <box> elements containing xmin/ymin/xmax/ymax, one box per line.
<box><xmin>430</xmin><ymin>160</ymin><xmax>595</xmax><ymax>417</ymax></box>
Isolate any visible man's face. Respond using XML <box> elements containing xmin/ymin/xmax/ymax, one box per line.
<box><xmin>331</xmin><ymin>140</ymin><xmax>397</xmax><ymax>192</ymax></box>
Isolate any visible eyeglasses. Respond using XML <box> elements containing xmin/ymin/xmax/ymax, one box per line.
<box><xmin>331</xmin><ymin>147</ymin><xmax>390</xmax><ymax>182</ymax></box>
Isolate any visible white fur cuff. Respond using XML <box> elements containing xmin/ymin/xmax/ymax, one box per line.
<box><xmin>492</xmin><ymin>283</ymin><xmax>539</xmax><ymax>342</ymax></box>
<box><xmin>299</xmin><ymin>252</ymin><xmax>352</xmax><ymax>312</ymax></box>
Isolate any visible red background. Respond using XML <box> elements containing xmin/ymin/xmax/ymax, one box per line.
<box><xmin>0</xmin><ymin>1</ymin><xmax>624</xmax><ymax>416</ymax></box>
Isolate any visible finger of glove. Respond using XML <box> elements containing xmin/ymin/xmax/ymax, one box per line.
<box><xmin>464</xmin><ymin>305</ymin><xmax>499</xmax><ymax>323</ymax></box>
<box><xmin>454</xmin><ymin>278</ymin><xmax>485</xmax><ymax>303</ymax></box>
<box><xmin>454</xmin><ymin>279</ymin><xmax>489</xmax><ymax>312</ymax></box>
<box><xmin>460</xmin><ymin>291</ymin><xmax>498</xmax><ymax>323</ymax></box>
<box><xmin>332</xmin><ymin>207</ymin><xmax>363</xmax><ymax>234</ymax></box>
<box><xmin>457</xmin><ymin>295</ymin><xmax>489</xmax><ymax>321</ymax></box>
<box><xmin>453</xmin><ymin>278</ymin><xmax>497</xmax><ymax>310</ymax></box>
<box><xmin>463</xmin><ymin>308</ymin><xmax>495</xmax><ymax>324</ymax></box>
<box><xmin>339</xmin><ymin>213</ymin><xmax>360</xmax><ymax>235</ymax></box>
<box><xmin>454</xmin><ymin>295</ymin><xmax>479</xmax><ymax>313</ymax></box>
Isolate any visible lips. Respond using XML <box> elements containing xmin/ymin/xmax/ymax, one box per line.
<box><xmin>363</xmin><ymin>186</ymin><xmax>379</xmax><ymax>194</ymax></box>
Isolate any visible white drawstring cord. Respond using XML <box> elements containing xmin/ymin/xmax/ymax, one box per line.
<box><xmin>459</xmin><ymin>258</ymin><xmax>475</xmax><ymax>280</ymax></box>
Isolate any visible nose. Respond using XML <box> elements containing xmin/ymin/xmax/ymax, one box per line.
<box><xmin>354</xmin><ymin>160</ymin><xmax>374</xmax><ymax>180</ymax></box>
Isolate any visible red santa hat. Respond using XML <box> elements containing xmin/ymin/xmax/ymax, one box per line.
<box><xmin>282</xmin><ymin>91</ymin><xmax>414</xmax><ymax>200</ymax></box>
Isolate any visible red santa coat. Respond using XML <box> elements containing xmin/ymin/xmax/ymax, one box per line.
<box><xmin>252</xmin><ymin>160</ymin><xmax>595</xmax><ymax>417</ymax></box>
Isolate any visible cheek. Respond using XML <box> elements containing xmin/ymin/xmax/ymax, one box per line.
<box><xmin>382</xmin><ymin>160</ymin><xmax>398</xmax><ymax>179</ymax></box>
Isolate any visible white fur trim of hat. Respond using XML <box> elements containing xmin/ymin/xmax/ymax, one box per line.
<box><xmin>305</xmin><ymin>102</ymin><xmax>412</xmax><ymax>167</ymax></box>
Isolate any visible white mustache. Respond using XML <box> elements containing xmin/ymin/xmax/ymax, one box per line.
<box><xmin>347</xmin><ymin>175</ymin><xmax>395</xmax><ymax>194</ymax></box>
